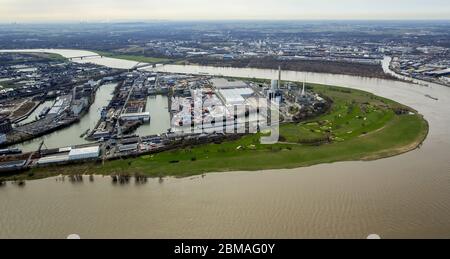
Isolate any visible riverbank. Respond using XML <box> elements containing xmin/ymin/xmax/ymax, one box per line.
<box><xmin>93</xmin><ymin>50</ymin><xmax>171</xmax><ymax>64</ymax></box>
<box><xmin>2</xmin><ymin>83</ymin><xmax>428</xmax><ymax>181</ymax></box>
<box><xmin>382</xmin><ymin>56</ymin><xmax>450</xmax><ymax>88</ymax></box>
<box><xmin>181</xmin><ymin>57</ymin><xmax>397</xmax><ymax>80</ymax></box>
<box><xmin>87</xmin><ymin>51</ymin><xmax>396</xmax><ymax>80</ymax></box>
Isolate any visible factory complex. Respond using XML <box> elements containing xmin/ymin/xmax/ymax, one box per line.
<box><xmin>0</xmin><ymin>68</ymin><xmax>329</xmax><ymax>172</ymax></box>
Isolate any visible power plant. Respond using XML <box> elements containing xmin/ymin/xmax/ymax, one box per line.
<box><xmin>268</xmin><ymin>66</ymin><xmax>283</xmax><ymax>102</ymax></box>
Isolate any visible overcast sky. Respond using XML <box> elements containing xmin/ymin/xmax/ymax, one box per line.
<box><xmin>1</xmin><ymin>0</ymin><xmax>449</xmax><ymax>22</ymax></box>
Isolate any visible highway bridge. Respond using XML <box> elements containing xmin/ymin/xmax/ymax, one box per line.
<box><xmin>68</xmin><ymin>54</ymin><xmax>102</xmax><ymax>61</ymax></box>
<box><xmin>129</xmin><ymin>61</ymin><xmax>175</xmax><ymax>71</ymax></box>
<box><xmin>68</xmin><ymin>55</ymin><xmax>177</xmax><ymax>70</ymax></box>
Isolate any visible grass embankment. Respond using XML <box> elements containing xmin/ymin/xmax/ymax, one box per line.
<box><xmin>94</xmin><ymin>50</ymin><xmax>171</xmax><ymax>64</ymax></box>
<box><xmin>186</xmin><ymin>57</ymin><xmax>396</xmax><ymax>80</ymax></box>
<box><xmin>0</xmin><ymin>52</ymin><xmax>67</xmax><ymax>66</ymax></box>
<box><xmin>0</xmin><ymin>80</ymin><xmax>20</xmax><ymax>89</ymax></box>
<box><xmin>26</xmin><ymin>52</ymin><xmax>67</xmax><ymax>62</ymax></box>
<box><xmin>13</xmin><ymin>52</ymin><xmax>67</xmax><ymax>63</ymax></box>
<box><xmin>7</xmin><ymin>84</ymin><xmax>428</xmax><ymax>180</ymax></box>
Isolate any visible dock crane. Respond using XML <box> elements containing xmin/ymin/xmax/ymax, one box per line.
<box><xmin>25</xmin><ymin>140</ymin><xmax>46</xmax><ymax>167</ymax></box>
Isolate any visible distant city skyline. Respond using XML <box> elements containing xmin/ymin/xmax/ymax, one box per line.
<box><xmin>0</xmin><ymin>0</ymin><xmax>449</xmax><ymax>22</ymax></box>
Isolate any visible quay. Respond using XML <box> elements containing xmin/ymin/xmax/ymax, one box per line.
<box><xmin>0</xmin><ymin>131</ymin><xmax>243</xmax><ymax>173</ymax></box>
<box><xmin>0</xmin><ymin>72</ymin><xmax>122</xmax><ymax>148</ymax></box>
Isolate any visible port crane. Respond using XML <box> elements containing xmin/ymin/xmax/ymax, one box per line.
<box><xmin>25</xmin><ymin>140</ymin><xmax>47</xmax><ymax>167</ymax></box>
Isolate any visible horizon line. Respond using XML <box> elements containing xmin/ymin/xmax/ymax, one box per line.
<box><xmin>1</xmin><ymin>18</ymin><xmax>450</xmax><ymax>25</ymax></box>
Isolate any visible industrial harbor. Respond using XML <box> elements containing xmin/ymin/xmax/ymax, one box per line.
<box><xmin>0</xmin><ymin>53</ymin><xmax>328</xmax><ymax>173</ymax></box>
<box><xmin>0</xmin><ymin>52</ymin><xmax>121</xmax><ymax>148</ymax></box>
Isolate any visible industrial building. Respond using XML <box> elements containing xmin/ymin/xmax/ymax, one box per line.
<box><xmin>170</xmin><ymin>77</ymin><xmax>270</xmax><ymax>134</ymax></box>
<box><xmin>0</xmin><ymin>117</ymin><xmax>12</xmax><ymax>134</ymax></box>
<box><xmin>425</xmin><ymin>68</ymin><xmax>450</xmax><ymax>77</ymax></box>
<box><xmin>71</xmin><ymin>100</ymin><xmax>85</xmax><ymax>116</ymax></box>
<box><xmin>267</xmin><ymin>67</ymin><xmax>284</xmax><ymax>102</ymax></box>
<box><xmin>37</xmin><ymin>146</ymin><xmax>100</xmax><ymax>165</ymax></box>
<box><xmin>48</xmin><ymin>95</ymin><xmax>72</xmax><ymax>115</ymax></box>
<box><xmin>120</xmin><ymin>112</ymin><xmax>151</xmax><ymax>123</ymax></box>
<box><xmin>37</xmin><ymin>154</ymin><xmax>69</xmax><ymax>165</ymax></box>
<box><xmin>0</xmin><ymin>160</ymin><xmax>27</xmax><ymax>171</ymax></box>
<box><xmin>118</xmin><ymin>143</ymin><xmax>138</xmax><ymax>153</ymax></box>
<box><xmin>0</xmin><ymin>134</ymin><xmax>7</xmax><ymax>144</ymax></box>
<box><xmin>68</xmin><ymin>146</ymin><xmax>100</xmax><ymax>161</ymax></box>
<box><xmin>217</xmin><ymin>88</ymin><xmax>254</xmax><ymax>106</ymax></box>
<box><xmin>211</xmin><ymin>78</ymin><xmax>248</xmax><ymax>89</ymax></box>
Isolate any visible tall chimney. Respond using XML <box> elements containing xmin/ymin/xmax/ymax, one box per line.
<box><xmin>302</xmin><ymin>81</ymin><xmax>306</xmax><ymax>97</ymax></box>
<box><xmin>278</xmin><ymin>66</ymin><xmax>281</xmax><ymax>89</ymax></box>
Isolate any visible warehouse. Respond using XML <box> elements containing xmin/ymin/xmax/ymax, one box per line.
<box><xmin>37</xmin><ymin>155</ymin><xmax>69</xmax><ymax>165</ymax></box>
<box><xmin>68</xmin><ymin>146</ymin><xmax>100</xmax><ymax>161</ymax></box>
<box><xmin>0</xmin><ymin>160</ymin><xmax>26</xmax><ymax>171</ymax></box>
<box><xmin>118</xmin><ymin>143</ymin><xmax>138</xmax><ymax>153</ymax></box>
<box><xmin>211</xmin><ymin>78</ymin><xmax>248</xmax><ymax>89</ymax></box>
<box><xmin>217</xmin><ymin>88</ymin><xmax>254</xmax><ymax>106</ymax></box>
<box><xmin>48</xmin><ymin>95</ymin><xmax>72</xmax><ymax>115</ymax></box>
<box><xmin>425</xmin><ymin>68</ymin><xmax>450</xmax><ymax>77</ymax></box>
<box><xmin>120</xmin><ymin>112</ymin><xmax>151</xmax><ymax>123</ymax></box>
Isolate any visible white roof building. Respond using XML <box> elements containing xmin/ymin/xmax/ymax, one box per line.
<box><xmin>120</xmin><ymin>112</ymin><xmax>151</xmax><ymax>122</ymax></box>
<box><xmin>211</xmin><ymin>78</ymin><xmax>248</xmax><ymax>89</ymax></box>
<box><xmin>38</xmin><ymin>155</ymin><xmax>70</xmax><ymax>165</ymax></box>
<box><xmin>217</xmin><ymin>88</ymin><xmax>254</xmax><ymax>106</ymax></box>
<box><xmin>68</xmin><ymin>146</ymin><xmax>100</xmax><ymax>161</ymax></box>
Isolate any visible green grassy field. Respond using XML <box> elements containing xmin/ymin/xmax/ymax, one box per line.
<box><xmin>46</xmin><ymin>53</ymin><xmax>67</xmax><ymax>61</ymax></box>
<box><xmin>94</xmin><ymin>50</ymin><xmax>171</xmax><ymax>64</ymax></box>
<box><xmin>21</xmin><ymin>52</ymin><xmax>67</xmax><ymax>62</ymax></box>
<box><xmin>6</xmin><ymin>83</ymin><xmax>428</xmax><ymax>180</ymax></box>
<box><xmin>0</xmin><ymin>80</ymin><xmax>20</xmax><ymax>89</ymax></box>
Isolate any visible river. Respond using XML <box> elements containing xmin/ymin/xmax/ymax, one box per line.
<box><xmin>0</xmin><ymin>49</ymin><xmax>449</xmax><ymax>238</ymax></box>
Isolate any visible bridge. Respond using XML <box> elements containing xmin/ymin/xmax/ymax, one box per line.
<box><xmin>129</xmin><ymin>61</ymin><xmax>176</xmax><ymax>71</ymax></box>
<box><xmin>68</xmin><ymin>54</ymin><xmax>103</xmax><ymax>61</ymax></box>
<box><xmin>67</xmin><ymin>55</ymin><xmax>177</xmax><ymax>70</ymax></box>
<box><xmin>130</xmin><ymin>62</ymin><xmax>153</xmax><ymax>70</ymax></box>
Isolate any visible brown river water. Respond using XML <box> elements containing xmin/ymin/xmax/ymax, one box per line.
<box><xmin>0</xmin><ymin>50</ymin><xmax>449</xmax><ymax>238</ymax></box>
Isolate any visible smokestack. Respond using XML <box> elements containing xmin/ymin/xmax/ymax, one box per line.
<box><xmin>72</xmin><ymin>86</ymin><xmax>77</xmax><ymax>102</ymax></box>
<box><xmin>302</xmin><ymin>81</ymin><xmax>306</xmax><ymax>97</ymax></box>
<box><xmin>302</xmin><ymin>76</ymin><xmax>306</xmax><ymax>96</ymax></box>
<box><xmin>278</xmin><ymin>66</ymin><xmax>281</xmax><ymax>89</ymax></box>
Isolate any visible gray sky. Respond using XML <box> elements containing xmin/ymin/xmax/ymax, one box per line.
<box><xmin>1</xmin><ymin>0</ymin><xmax>449</xmax><ymax>22</ymax></box>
